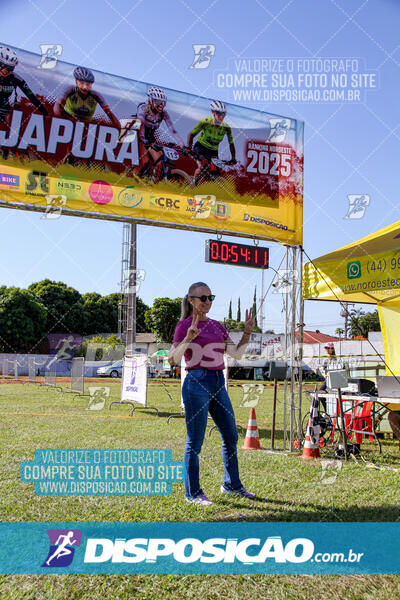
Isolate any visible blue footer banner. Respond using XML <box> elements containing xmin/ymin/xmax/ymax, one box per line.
<box><xmin>0</xmin><ymin>522</ymin><xmax>398</xmax><ymax>574</ymax></box>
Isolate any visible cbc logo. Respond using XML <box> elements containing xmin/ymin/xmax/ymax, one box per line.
<box><xmin>152</xmin><ymin>196</ymin><xmax>180</xmax><ymax>210</ymax></box>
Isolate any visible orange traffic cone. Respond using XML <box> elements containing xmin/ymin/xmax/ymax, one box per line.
<box><xmin>243</xmin><ymin>407</ymin><xmax>261</xmax><ymax>450</ymax></box>
<box><xmin>302</xmin><ymin>391</ymin><xmax>321</xmax><ymax>459</ymax></box>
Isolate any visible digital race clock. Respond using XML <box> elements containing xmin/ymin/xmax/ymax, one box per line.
<box><xmin>205</xmin><ymin>240</ymin><xmax>269</xmax><ymax>269</ymax></box>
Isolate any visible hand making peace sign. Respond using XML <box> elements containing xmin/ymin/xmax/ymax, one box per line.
<box><xmin>244</xmin><ymin>307</ymin><xmax>255</xmax><ymax>334</ymax></box>
<box><xmin>186</xmin><ymin>312</ymin><xmax>201</xmax><ymax>341</ymax></box>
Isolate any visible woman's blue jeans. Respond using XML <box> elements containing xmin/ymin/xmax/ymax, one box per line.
<box><xmin>182</xmin><ymin>368</ymin><xmax>242</xmax><ymax>499</ymax></box>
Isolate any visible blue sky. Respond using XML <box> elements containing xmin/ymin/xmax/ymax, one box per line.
<box><xmin>0</xmin><ymin>0</ymin><xmax>399</xmax><ymax>334</ymax></box>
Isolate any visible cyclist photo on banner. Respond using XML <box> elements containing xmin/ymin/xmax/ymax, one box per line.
<box><xmin>136</xmin><ymin>86</ymin><xmax>179</xmax><ymax>177</ymax></box>
<box><xmin>0</xmin><ymin>45</ymin><xmax>48</xmax><ymax>155</ymax></box>
<box><xmin>54</xmin><ymin>66</ymin><xmax>120</xmax><ymax>129</ymax></box>
<box><xmin>187</xmin><ymin>100</ymin><xmax>237</xmax><ymax>182</ymax></box>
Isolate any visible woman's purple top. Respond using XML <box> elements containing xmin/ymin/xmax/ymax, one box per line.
<box><xmin>173</xmin><ymin>317</ymin><xmax>229</xmax><ymax>370</ymax></box>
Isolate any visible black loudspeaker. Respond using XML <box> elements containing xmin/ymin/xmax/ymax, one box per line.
<box><xmin>345</xmin><ymin>378</ymin><xmax>377</xmax><ymax>396</ymax></box>
<box><xmin>268</xmin><ymin>361</ymin><xmax>288</xmax><ymax>380</ymax></box>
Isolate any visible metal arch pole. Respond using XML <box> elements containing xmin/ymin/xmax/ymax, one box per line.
<box><xmin>297</xmin><ymin>247</ymin><xmax>304</xmax><ymax>441</ymax></box>
<box><xmin>283</xmin><ymin>246</ymin><xmax>289</xmax><ymax>451</ymax></box>
<box><xmin>118</xmin><ymin>223</ymin><xmax>130</xmax><ymax>341</ymax></box>
<box><xmin>290</xmin><ymin>246</ymin><xmax>297</xmax><ymax>452</ymax></box>
<box><xmin>125</xmin><ymin>223</ymin><xmax>137</xmax><ymax>358</ymax></box>
<box><xmin>261</xmin><ymin>267</ymin><xmax>265</xmax><ymax>332</ymax></box>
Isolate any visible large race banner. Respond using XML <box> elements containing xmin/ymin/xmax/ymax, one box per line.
<box><xmin>0</xmin><ymin>43</ymin><xmax>303</xmax><ymax>244</ymax></box>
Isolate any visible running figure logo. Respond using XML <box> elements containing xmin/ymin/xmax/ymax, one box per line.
<box><xmin>41</xmin><ymin>194</ymin><xmax>67</xmax><ymax>220</ymax></box>
<box><xmin>47</xmin><ymin>335</ymin><xmax>77</xmax><ymax>368</ymax></box>
<box><xmin>239</xmin><ymin>383</ymin><xmax>264</xmax><ymax>408</ymax></box>
<box><xmin>130</xmin><ymin>360</ymin><xmax>138</xmax><ymax>385</ymax></box>
<box><xmin>123</xmin><ymin>268</ymin><xmax>146</xmax><ymax>294</ymax></box>
<box><xmin>319</xmin><ymin>459</ymin><xmax>342</xmax><ymax>485</ymax></box>
<box><xmin>267</xmin><ymin>118</ymin><xmax>291</xmax><ymax>143</ymax></box>
<box><xmin>344</xmin><ymin>194</ymin><xmax>370</xmax><ymax>219</ymax></box>
<box><xmin>38</xmin><ymin>44</ymin><xmax>62</xmax><ymax>69</ymax></box>
<box><xmin>86</xmin><ymin>386</ymin><xmax>110</xmax><ymax>411</ymax></box>
<box><xmin>189</xmin><ymin>45</ymin><xmax>216</xmax><ymax>69</ymax></box>
<box><xmin>42</xmin><ymin>529</ymin><xmax>82</xmax><ymax>567</ymax></box>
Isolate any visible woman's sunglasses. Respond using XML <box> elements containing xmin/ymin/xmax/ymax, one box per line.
<box><xmin>190</xmin><ymin>294</ymin><xmax>215</xmax><ymax>302</ymax></box>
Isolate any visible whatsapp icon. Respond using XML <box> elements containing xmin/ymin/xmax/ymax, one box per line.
<box><xmin>347</xmin><ymin>261</ymin><xmax>362</xmax><ymax>279</ymax></box>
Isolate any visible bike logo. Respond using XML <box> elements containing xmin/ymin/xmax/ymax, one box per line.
<box><xmin>267</xmin><ymin>118</ymin><xmax>291</xmax><ymax>142</ymax></box>
<box><xmin>42</xmin><ymin>529</ymin><xmax>82</xmax><ymax>567</ymax></box>
<box><xmin>189</xmin><ymin>44</ymin><xmax>216</xmax><ymax>69</ymax></box>
<box><xmin>25</xmin><ymin>171</ymin><xmax>49</xmax><ymax>196</ymax></box>
<box><xmin>212</xmin><ymin>200</ymin><xmax>231</xmax><ymax>221</ymax></box>
<box><xmin>149</xmin><ymin>195</ymin><xmax>180</xmax><ymax>210</ymax></box>
<box><xmin>37</xmin><ymin>44</ymin><xmax>62</xmax><ymax>69</ymax></box>
<box><xmin>344</xmin><ymin>195</ymin><xmax>370</xmax><ymax>219</ymax></box>
<box><xmin>347</xmin><ymin>261</ymin><xmax>361</xmax><ymax>279</ymax></box>
<box><xmin>118</xmin><ymin>186</ymin><xmax>143</xmax><ymax>208</ymax></box>
<box><xmin>0</xmin><ymin>173</ymin><xmax>19</xmax><ymax>187</ymax></box>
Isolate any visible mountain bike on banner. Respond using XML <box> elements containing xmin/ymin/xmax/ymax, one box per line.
<box><xmin>138</xmin><ymin>142</ymin><xmax>196</xmax><ymax>185</ymax></box>
<box><xmin>193</xmin><ymin>155</ymin><xmax>240</xmax><ymax>186</ymax></box>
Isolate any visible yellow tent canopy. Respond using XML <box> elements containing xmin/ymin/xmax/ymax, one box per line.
<box><xmin>303</xmin><ymin>220</ymin><xmax>400</xmax><ymax>376</ymax></box>
<box><xmin>303</xmin><ymin>220</ymin><xmax>400</xmax><ymax>304</ymax></box>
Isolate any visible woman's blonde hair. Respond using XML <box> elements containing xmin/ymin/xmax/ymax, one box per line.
<box><xmin>180</xmin><ymin>282</ymin><xmax>209</xmax><ymax>320</ymax></box>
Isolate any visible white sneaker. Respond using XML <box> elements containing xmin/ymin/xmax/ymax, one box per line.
<box><xmin>220</xmin><ymin>485</ymin><xmax>255</xmax><ymax>499</ymax></box>
<box><xmin>185</xmin><ymin>492</ymin><xmax>213</xmax><ymax>506</ymax></box>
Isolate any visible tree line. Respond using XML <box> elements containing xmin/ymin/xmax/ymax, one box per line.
<box><xmin>0</xmin><ymin>279</ymin><xmax>381</xmax><ymax>354</ymax></box>
<box><xmin>0</xmin><ymin>279</ymin><xmax>149</xmax><ymax>353</ymax></box>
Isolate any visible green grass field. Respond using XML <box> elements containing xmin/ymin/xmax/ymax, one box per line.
<box><xmin>0</xmin><ymin>379</ymin><xmax>399</xmax><ymax>599</ymax></box>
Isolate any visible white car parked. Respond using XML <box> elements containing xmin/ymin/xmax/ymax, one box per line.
<box><xmin>96</xmin><ymin>360</ymin><xmax>123</xmax><ymax>378</ymax></box>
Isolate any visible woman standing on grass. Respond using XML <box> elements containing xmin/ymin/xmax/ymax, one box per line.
<box><xmin>168</xmin><ymin>281</ymin><xmax>256</xmax><ymax>506</ymax></box>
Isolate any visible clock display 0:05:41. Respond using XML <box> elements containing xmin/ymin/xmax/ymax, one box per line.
<box><xmin>205</xmin><ymin>240</ymin><xmax>269</xmax><ymax>269</ymax></box>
